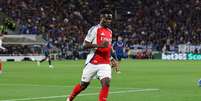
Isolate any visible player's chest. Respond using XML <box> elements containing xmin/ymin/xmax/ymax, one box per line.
<box><xmin>96</xmin><ymin>28</ymin><xmax>112</xmax><ymax>42</ymax></box>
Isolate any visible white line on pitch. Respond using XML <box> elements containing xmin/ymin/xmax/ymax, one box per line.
<box><xmin>0</xmin><ymin>88</ymin><xmax>160</xmax><ymax>101</ymax></box>
<box><xmin>0</xmin><ymin>83</ymin><xmax>153</xmax><ymax>90</ymax></box>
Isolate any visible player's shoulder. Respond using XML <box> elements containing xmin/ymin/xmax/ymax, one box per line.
<box><xmin>107</xmin><ymin>28</ymin><xmax>112</xmax><ymax>33</ymax></box>
<box><xmin>88</xmin><ymin>24</ymin><xmax>100</xmax><ymax>34</ymax></box>
<box><xmin>90</xmin><ymin>24</ymin><xmax>100</xmax><ymax>30</ymax></box>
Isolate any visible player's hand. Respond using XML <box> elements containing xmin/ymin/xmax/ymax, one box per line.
<box><xmin>98</xmin><ymin>41</ymin><xmax>109</xmax><ymax>48</ymax></box>
<box><xmin>111</xmin><ymin>59</ymin><xmax>121</xmax><ymax>74</ymax></box>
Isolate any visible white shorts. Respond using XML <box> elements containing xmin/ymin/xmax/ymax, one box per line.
<box><xmin>81</xmin><ymin>63</ymin><xmax>112</xmax><ymax>82</ymax></box>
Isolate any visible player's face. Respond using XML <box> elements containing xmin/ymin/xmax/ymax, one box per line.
<box><xmin>100</xmin><ymin>14</ymin><xmax>112</xmax><ymax>27</ymax></box>
<box><xmin>101</xmin><ymin>17</ymin><xmax>112</xmax><ymax>27</ymax></box>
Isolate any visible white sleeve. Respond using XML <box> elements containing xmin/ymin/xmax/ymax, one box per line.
<box><xmin>0</xmin><ymin>39</ymin><xmax>2</xmax><ymax>46</ymax></box>
<box><xmin>84</xmin><ymin>26</ymin><xmax>96</xmax><ymax>42</ymax></box>
<box><xmin>0</xmin><ymin>39</ymin><xmax>5</xmax><ymax>50</ymax></box>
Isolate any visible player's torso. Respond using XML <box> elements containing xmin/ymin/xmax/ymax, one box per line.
<box><xmin>96</xmin><ymin>27</ymin><xmax>112</xmax><ymax>49</ymax></box>
<box><xmin>89</xmin><ymin>26</ymin><xmax>112</xmax><ymax>64</ymax></box>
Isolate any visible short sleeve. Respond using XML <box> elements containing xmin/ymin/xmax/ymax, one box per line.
<box><xmin>84</xmin><ymin>26</ymin><xmax>96</xmax><ymax>42</ymax></box>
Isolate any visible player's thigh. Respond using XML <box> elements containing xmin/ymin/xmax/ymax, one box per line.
<box><xmin>97</xmin><ymin>64</ymin><xmax>112</xmax><ymax>80</ymax></box>
<box><xmin>81</xmin><ymin>63</ymin><xmax>98</xmax><ymax>82</ymax></box>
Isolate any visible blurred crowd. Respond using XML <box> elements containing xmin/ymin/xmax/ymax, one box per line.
<box><xmin>0</xmin><ymin>0</ymin><xmax>201</xmax><ymax>59</ymax></box>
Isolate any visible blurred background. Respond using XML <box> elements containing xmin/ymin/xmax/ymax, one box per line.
<box><xmin>1</xmin><ymin>1</ymin><xmax>201</xmax><ymax>101</ymax></box>
<box><xmin>0</xmin><ymin>0</ymin><xmax>201</xmax><ymax>61</ymax></box>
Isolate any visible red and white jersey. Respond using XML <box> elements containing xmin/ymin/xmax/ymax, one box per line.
<box><xmin>84</xmin><ymin>24</ymin><xmax>112</xmax><ymax>65</ymax></box>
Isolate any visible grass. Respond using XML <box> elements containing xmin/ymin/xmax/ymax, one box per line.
<box><xmin>0</xmin><ymin>60</ymin><xmax>201</xmax><ymax>101</ymax></box>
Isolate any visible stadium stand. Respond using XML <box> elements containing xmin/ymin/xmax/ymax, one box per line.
<box><xmin>0</xmin><ymin>0</ymin><xmax>201</xmax><ymax>60</ymax></box>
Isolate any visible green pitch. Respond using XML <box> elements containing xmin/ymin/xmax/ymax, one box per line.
<box><xmin>0</xmin><ymin>60</ymin><xmax>201</xmax><ymax>101</ymax></box>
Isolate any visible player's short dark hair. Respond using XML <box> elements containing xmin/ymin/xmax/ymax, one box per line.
<box><xmin>100</xmin><ymin>9</ymin><xmax>112</xmax><ymax>19</ymax></box>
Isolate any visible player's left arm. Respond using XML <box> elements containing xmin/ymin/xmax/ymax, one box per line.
<box><xmin>111</xmin><ymin>48</ymin><xmax>120</xmax><ymax>73</ymax></box>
